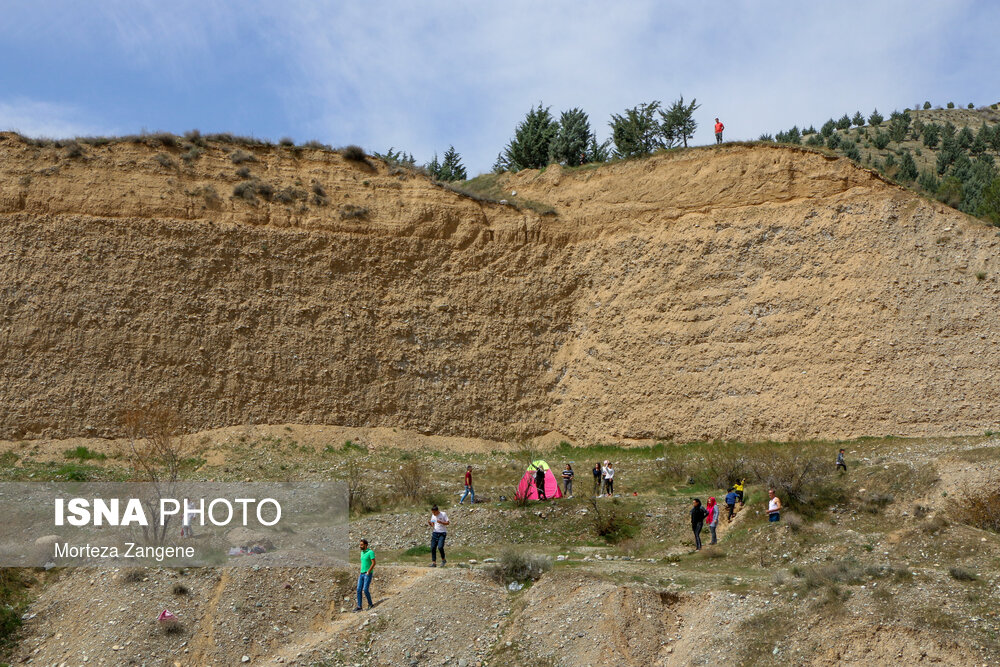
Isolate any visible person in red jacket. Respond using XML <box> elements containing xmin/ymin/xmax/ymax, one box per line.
<box><xmin>460</xmin><ymin>465</ymin><xmax>474</xmax><ymax>504</ymax></box>
<box><xmin>714</xmin><ymin>118</ymin><xmax>724</xmax><ymax>144</ymax></box>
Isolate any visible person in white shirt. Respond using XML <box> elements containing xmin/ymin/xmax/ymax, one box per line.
<box><xmin>604</xmin><ymin>462</ymin><xmax>615</xmax><ymax>496</ymax></box>
<box><xmin>427</xmin><ymin>505</ymin><xmax>449</xmax><ymax>567</ymax></box>
<box><xmin>181</xmin><ymin>498</ymin><xmax>196</xmax><ymax>538</ymax></box>
<box><xmin>767</xmin><ymin>489</ymin><xmax>782</xmax><ymax>523</ymax></box>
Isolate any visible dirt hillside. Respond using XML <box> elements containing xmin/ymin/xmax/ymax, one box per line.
<box><xmin>1</xmin><ymin>134</ymin><xmax>998</xmax><ymax>442</ymax></box>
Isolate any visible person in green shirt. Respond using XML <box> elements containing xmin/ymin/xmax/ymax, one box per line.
<box><xmin>354</xmin><ymin>538</ymin><xmax>375</xmax><ymax>612</ymax></box>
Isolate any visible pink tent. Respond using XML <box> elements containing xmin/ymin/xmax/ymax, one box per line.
<box><xmin>515</xmin><ymin>461</ymin><xmax>563</xmax><ymax>500</ymax></box>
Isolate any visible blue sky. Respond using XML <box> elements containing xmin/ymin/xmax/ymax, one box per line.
<box><xmin>2</xmin><ymin>1</ymin><xmax>998</xmax><ymax>174</ymax></box>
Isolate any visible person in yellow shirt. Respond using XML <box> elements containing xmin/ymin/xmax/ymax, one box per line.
<box><xmin>733</xmin><ymin>479</ymin><xmax>745</xmax><ymax>508</ymax></box>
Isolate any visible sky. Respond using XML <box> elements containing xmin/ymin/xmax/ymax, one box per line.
<box><xmin>2</xmin><ymin>1</ymin><xmax>999</xmax><ymax>174</ymax></box>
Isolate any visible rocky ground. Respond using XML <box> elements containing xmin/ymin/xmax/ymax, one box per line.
<box><xmin>2</xmin><ymin>429</ymin><xmax>999</xmax><ymax>666</ymax></box>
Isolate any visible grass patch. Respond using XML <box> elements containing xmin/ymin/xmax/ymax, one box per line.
<box><xmin>949</xmin><ymin>566</ymin><xmax>978</xmax><ymax>582</ymax></box>
<box><xmin>0</xmin><ymin>569</ymin><xmax>35</xmax><ymax>651</ymax></box>
<box><xmin>447</xmin><ymin>173</ymin><xmax>557</xmax><ymax>216</ymax></box>
<box><xmin>63</xmin><ymin>445</ymin><xmax>106</xmax><ymax>462</ymax></box>
<box><xmin>589</xmin><ymin>498</ymin><xmax>641</xmax><ymax>544</ymax></box>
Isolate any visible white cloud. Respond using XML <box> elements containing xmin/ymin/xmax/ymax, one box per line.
<box><xmin>0</xmin><ymin>98</ymin><xmax>112</xmax><ymax>138</ymax></box>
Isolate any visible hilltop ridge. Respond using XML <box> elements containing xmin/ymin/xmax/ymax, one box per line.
<box><xmin>1</xmin><ymin>134</ymin><xmax>999</xmax><ymax>442</ymax></box>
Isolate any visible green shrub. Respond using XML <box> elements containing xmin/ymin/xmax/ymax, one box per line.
<box><xmin>923</xmin><ymin>101</ymin><xmax>931</xmax><ymax>110</ymax></box>
<box><xmin>872</xmin><ymin>131</ymin><xmax>891</xmax><ymax>149</ymax></box>
<box><xmin>64</xmin><ymin>446</ymin><xmax>106</xmax><ymax>462</ymax></box>
<box><xmin>341</xmin><ymin>145</ymin><xmax>367</xmax><ymax>162</ymax></box>
<box><xmin>589</xmin><ymin>498</ymin><xmax>641</xmax><ymax>543</ymax></box>
<box><xmin>947</xmin><ymin>102</ymin><xmax>955</xmax><ymax>109</ymax></box>
<box><xmin>279</xmin><ymin>137</ymin><xmax>295</xmax><ymax>146</ymax></box>
<box><xmin>487</xmin><ymin>549</ymin><xmax>552</xmax><ymax>585</ymax></box>
<box><xmin>968</xmin><ymin>103</ymin><xmax>975</xmax><ymax>109</ymax></box>
<box><xmin>230</xmin><ymin>149</ymin><xmax>254</xmax><ymax>164</ymax></box>
<box><xmin>949</xmin><ymin>567</ymin><xmax>978</xmax><ymax>581</ymax></box>
<box><xmin>339</xmin><ymin>204</ymin><xmax>369</xmax><ymax>220</ymax></box>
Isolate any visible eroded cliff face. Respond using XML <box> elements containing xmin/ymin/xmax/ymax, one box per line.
<box><xmin>1</xmin><ymin>134</ymin><xmax>998</xmax><ymax>441</ymax></box>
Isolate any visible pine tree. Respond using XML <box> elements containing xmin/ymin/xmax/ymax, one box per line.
<box><xmin>437</xmin><ymin>146</ymin><xmax>467</xmax><ymax>181</ymax></box>
<box><xmin>852</xmin><ymin>111</ymin><xmax>865</xmax><ymax>127</ymax></box>
<box><xmin>492</xmin><ymin>153</ymin><xmax>508</xmax><ymax>174</ymax></box>
<box><xmin>609</xmin><ymin>101</ymin><xmax>662</xmax><ymax>158</ymax></box>
<box><xmin>971</xmin><ymin>123</ymin><xmax>989</xmax><ymax>157</ymax></box>
<box><xmin>821</xmin><ymin>119</ymin><xmax>836</xmax><ymax>137</ymax></box>
<box><xmin>586</xmin><ymin>136</ymin><xmax>611</xmax><ymax>163</ymax></box>
<box><xmin>976</xmin><ymin>177</ymin><xmax>1000</xmax><ymax>225</ymax></box>
<box><xmin>923</xmin><ymin>101</ymin><xmax>932</xmax><ymax>110</ymax></box>
<box><xmin>659</xmin><ymin>95</ymin><xmax>700</xmax><ymax>148</ymax></box>
<box><xmin>957</xmin><ymin>126</ymin><xmax>974</xmax><ymax>150</ymax></box>
<box><xmin>873</xmin><ymin>131</ymin><xmax>891</xmax><ymax>150</ymax></box>
<box><xmin>868</xmin><ymin>109</ymin><xmax>884</xmax><ymax>127</ymax></box>
<box><xmin>990</xmin><ymin>125</ymin><xmax>1000</xmax><ymax>154</ymax></box>
<box><xmin>549</xmin><ymin>108</ymin><xmax>593</xmax><ymax>167</ymax></box>
<box><xmin>899</xmin><ymin>151</ymin><xmax>918</xmax><ymax>181</ymax></box>
<box><xmin>888</xmin><ymin>110</ymin><xmax>911</xmax><ymax>142</ymax></box>
<box><xmin>503</xmin><ymin>104</ymin><xmax>557</xmax><ymax>171</ymax></box>
<box><xmin>837</xmin><ymin>114</ymin><xmax>852</xmax><ymax>130</ymax></box>
<box><xmin>427</xmin><ymin>153</ymin><xmax>442</xmax><ymax>179</ymax></box>
<box><xmin>922</xmin><ymin>123</ymin><xmax>940</xmax><ymax>148</ymax></box>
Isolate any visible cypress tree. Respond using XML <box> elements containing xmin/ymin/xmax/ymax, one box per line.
<box><xmin>504</xmin><ymin>104</ymin><xmax>557</xmax><ymax>171</ymax></box>
<box><xmin>609</xmin><ymin>101</ymin><xmax>662</xmax><ymax>158</ymax></box>
<box><xmin>437</xmin><ymin>146</ymin><xmax>467</xmax><ymax>181</ymax></box>
<box><xmin>550</xmin><ymin>108</ymin><xmax>593</xmax><ymax>167</ymax></box>
<box><xmin>659</xmin><ymin>95</ymin><xmax>700</xmax><ymax>148</ymax></box>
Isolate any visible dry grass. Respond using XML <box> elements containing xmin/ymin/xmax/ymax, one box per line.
<box><xmin>486</xmin><ymin>549</ymin><xmax>552</xmax><ymax>585</ymax></box>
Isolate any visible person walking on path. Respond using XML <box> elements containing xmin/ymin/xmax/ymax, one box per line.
<box><xmin>725</xmin><ymin>488</ymin><xmax>738</xmax><ymax>522</ymax></box>
<box><xmin>707</xmin><ymin>497</ymin><xmax>719</xmax><ymax>545</ymax></box>
<box><xmin>836</xmin><ymin>449</ymin><xmax>847</xmax><ymax>473</ymax></box>
<box><xmin>767</xmin><ymin>489</ymin><xmax>782</xmax><ymax>523</ymax></box>
<box><xmin>354</xmin><ymin>538</ymin><xmax>375</xmax><ymax>611</ymax></box>
<box><xmin>733</xmin><ymin>478</ymin><xmax>745</xmax><ymax>508</ymax></box>
<box><xmin>714</xmin><ymin>118</ymin><xmax>724</xmax><ymax>143</ymax></box>
<box><xmin>562</xmin><ymin>464</ymin><xmax>574</xmax><ymax>497</ymax></box>
<box><xmin>690</xmin><ymin>498</ymin><xmax>707</xmax><ymax>550</ymax></box>
<box><xmin>604</xmin><ymin>462</ymin><xmax>615</xmax><ymax>496</ymax></box>
<box><xmin>428</xmin><ymin>505</ymin><xmax>449</xmax><ymax>566</ymax></box>
<box><xmin>593</xmin><ymin>463</ymin><xmax>602</xmax><ymax>496</ymax></box>
<box><xmin>460</xmin><ymin>465</ymin><xmax>475</xmax><ymax>504</ymax></box>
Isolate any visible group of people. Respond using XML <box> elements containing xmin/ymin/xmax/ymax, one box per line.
<box><xmin>592</xmin><ymin>461</ymin><xmax>615</xmax><ymax>497</ymax></box>
<box><xmin>689</xmin><ymin>480</ymin><xmax>783</xmax><ymax>551</ymax></box>
<box><xmin>354</xmin><ymin>448</ymin><xmax>850</xmax><ymax>607</ymax></box>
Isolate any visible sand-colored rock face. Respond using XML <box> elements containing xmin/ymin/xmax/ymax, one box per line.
<box><xmin>1</xmin><ymin>134</ymin><xmax>998</xmax><ymax>441</ymax></box>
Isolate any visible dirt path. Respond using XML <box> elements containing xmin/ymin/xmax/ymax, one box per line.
<box><xmin>187</xmin><ymin>569</ymin><xmax>231</xmax><ymax>664</ymax></box>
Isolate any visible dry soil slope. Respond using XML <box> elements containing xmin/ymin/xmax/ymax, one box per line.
<box><xmin>1</xmin><ymin>134</ymin><xmax>998</xmax><ymax>442</ymax></box>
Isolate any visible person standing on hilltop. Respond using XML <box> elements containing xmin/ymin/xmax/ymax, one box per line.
<box><xmin>460</xmin><ymin>465</ymin><xmax>475</xmax><ymax>504</ymax></box>
<box><xmin>428</xmin><ymin>505</ymin><xmax>449</xmax><ymax>566</ymax></box>
<box><xmin>562</xmin><ymin>463</ymin><xmax>574</xmax><ymax>497</ymax></box>
<box><xmin>690</xmin><ymin>498</ymin><xmax>707</xmax><ymax>550</ymax></box>
<box><xmin>354</xmin><ymin>538</ymin><xmax>375</xmax><ymax>612</ymax></box>
<box><xmin>715</xmin><ymin>117</ymin><xmax>725</xmax><ymax>143</ymax></box>
<box><xmin>593</xmin><ymin>463</ymin><xmax>602</xmax><ymax>497</ymax></box>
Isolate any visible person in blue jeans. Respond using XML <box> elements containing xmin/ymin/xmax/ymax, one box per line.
<box><xmin>428</xmin><ymin>505</ymin><xmax>449</xmax><ymax>567</ymax></box>
<box><xmin>354</xmin><ymin>538</ymin><xmax>375</xmax><ymax>612</ymax></box>
<box><xmin>460</xmin><ymin>465</ymin><xmax>475</xmax><ymax>504</ymax></box>
<box><xmin>767</xmin><ymin>489</ymin><xmax>782</xmax><ymax>523</ymax></box>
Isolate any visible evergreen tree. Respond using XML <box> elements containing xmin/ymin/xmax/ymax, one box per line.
<box><xmin>757</xmin><ymin>133</ymin><xmax>775</xmax><ymax>142</ymax></box>
<box><xmin>776</xmin><ymin>126</ymin><xmax>801</xmax><ymax>144</ymax></box>
<box><xmin>936</xmin><ymin>136</ymin><xmax>961</xmax><ymax>174</ymax></box>
<box><xmin>990</xmin><ymin>125</ymin><xmax>1000</xmax><ymax>154</ymax></box>
<box><xmin>437</xmin><ymin>145</ymin><xmax>467</xmax><ymax>181</ymax></box>
<box><xmin>971</xmin><ymin>123</ymin><xmax>989</xmax><ymax>157</ymax></box>
<box><xmin>827</xmin><ymin>133</ymin><xmax>841</xmax><ymax>149</ymax></box>
<box><xmin>942</xmin><ymin>122</ymin><xmax>957</xmax><ymax>141</ymax></box>
<box><xmin>852</xmin><ymin>111</ymin><xmax>865</xmax><ymax>127</ymax></box>
<box><xmin>922</xmin><ymin>123</ymin><xmax>940</xmax><ymax>148</ymax></box>
<box><xmin>659</xmin><ymin>95</ymin><xmax>700</xmax><ymax>148</ymax></box>
<box><xmin>976</xmin><ymin>177</ymin><xmax>1000</xmax><ymax>225</ymax></box>
<box><xmin>841</xmin><ymin>139</ymin><xmax>861</xmax><ymax>161</ymax></box>
<box><xmin>503</xmin><ymin>104</ymin><xmax>557</xmax><ymax>171</ymax></box>
<box><xmin>868</xmin><ymin>109</ymin><xmax>884</xmax><ymax>126</ymax></box>
<box><xmin>836</xmin><ymin>114</ymin><xmax>852</xmax><ymax>130</ymax></box>
<box><xmin>888</xmin><ymin>110</ymin><xmax>911</xmax><ymax>142</ymax></box>
<box><xmin>427</xmin><ymin>153</ymin><xmax>441</xmax><ymax>179</ymax></box>
<box><xmin>898</xmin><ymin>151</ymin><xmax>918</xmax><ymax>181</ymax></box>
<box><xmin>917</xmin><ymin>169</ymin><xmax>939</xmax><ymax>193</ymax></box>
<box><xmin>492</xmin><ymin>153</ymin><xmax>508</xmax><ymax>174</ymax></box>
<box><xmin>957</xmin><ymin>126</ymin><xmax>974</xmax><ymax>150</ymax></box>
<box><xmin>873</xmin><ymin>131</ymin><xmax>891</xmax><ymax>150</ymax></box>
<box><xmin>586</xmin><ymin>136</ymin><xmax>611</xmax><ymax>163</ymax></box>
<box><xmin>609</xmin><ymin>101</ymin><xmax>662</xmax><ymax>158</ymax></box>
<box><xmin>923</xmin><ymin>101</ymin><xmax>932</xmax><ymax>110</ymax></box>
<box><xmin>549</xmin><ymin>108</ymin><xmax>593</xmax><ymax>167</ymax></box>
<box><xmin>805</xmin><ymin>133</ymin><xmax>824</xmax><ymax>147</ymax></box>
<box><xmin>947</xmin><ymin>102</ymin><xmax>955</xmax><ymax>109</ymax></box>
<box><xmin>804</xmin><ymin>125</ymin><xmax>817</xmax><ymax>135</ymax></box>
<box><xmin>820</xmin><ymin>119</ymin><xmax>836</xmax><ymax>137</ymax></box>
